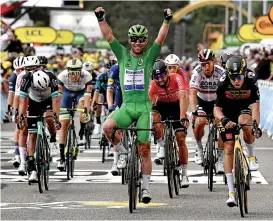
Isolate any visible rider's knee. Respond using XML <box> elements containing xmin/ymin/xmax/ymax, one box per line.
<box><xmin>139</xmin><ymin>143</ymin><xmax>150</xmax><ymax>158</ymax></box>
<box><xmin>152</xmin><ymin>111</ymin><xmax>161</xmax><ymax>122</ymax></box>
<box><xmin>224</xmin><ymin>142</ymin><xmax>234</xmax><ymax>155</ymax></box>
<box><xmin>103</xmin><ymin>119</ymin><xmax>116</xmax><ymax>134</ymax></box>
<box><xmin>175</xmin><ymin>131</ymin><xmax>186</xmax><ymax>147</ymax></box>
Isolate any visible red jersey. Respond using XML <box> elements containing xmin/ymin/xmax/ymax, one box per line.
<box><xmin>177</xmin><ymin>67</ymin><xmax>190</xmax><ymax>91</ymax></box>
<box><xmin>149</xmin><ymin>74</ymin><xmax>186</xmax><ymax>103</ymax></box>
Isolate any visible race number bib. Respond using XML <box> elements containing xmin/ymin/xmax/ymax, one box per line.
<box><xmin>124</xmin><ymin>69</ymin><xmax>145</xmax><ymax>91</ymax></box>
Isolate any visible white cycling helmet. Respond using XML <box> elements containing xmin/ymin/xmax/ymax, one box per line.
<box><xmin>32</xmin><ymin>70</ymin><xmax>50</xmax><ymax>90</ymax></box>
<box><xmin>165</xmin><ymin>54</ymin><xmax>180</xmax><ymax>66</ymax></box>
<box><xmin>82</xmin><ymin>61</ymin><xmax>94</xmax><ymax>71</ymax></box>
<box><xmin>23</xmin><ymin>56</ymin><xmax>41</xmax><ymax>67</ymax></box>
<box><xmin>13</xmin><ymin>56</ymin><xmax>25</xmax><ymax>70</ymax></box>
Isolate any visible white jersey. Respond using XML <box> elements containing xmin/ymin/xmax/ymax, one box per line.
<box><xmin>58</xmin><ymin>69</ymin><xmax>92</xmax><ymax>91</ymax></box>
<box><xmin>15</xmin><ymin>70</ymin><xmax>26</xmax><ymax>96</ymax></box>
<box><xmin>190</xmin><ymin>64</ymin><xmax>226</xmax><ymax>101</ymax></box>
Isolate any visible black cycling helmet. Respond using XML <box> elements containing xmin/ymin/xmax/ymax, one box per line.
<box><xmin>106</xmin><ymin>60</ymin><xmax>117</xmax><ymax>69</ymax></box>
<box><xmin>38</xmin><ymin>56</ymin><xmax>48</xmax><ymax>66</ymax></box>
<box><xmin>225</xmin><ymin>55</ymin><xmax>247</xmax><ymax>76</ymax></box>
<box><xmin>220</xmin><ymin>52</ymin><xmax>233</xmax><ymax>68</ymax></box>
<box><xmin>152</xmin><ymin>59</ymin><xmax>167</xmax><ymax>76</ymax></box>
<box><xmin>198</xmin><ymin>49</ymin><xmax>215</xmax><ymax>62</ymax></box>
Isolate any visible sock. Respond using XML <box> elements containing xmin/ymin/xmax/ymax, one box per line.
<box><xmin>196</xmin><ymin>140</ymin><xmax>203</xmax><ymax>150</ymax></box>
<box><xmin>182</xmin><ymin>164</ymin><xmax>188</xmax><ymax>176</ymax></box>
<box><xmin>218</xmin><ymin>148</ymin><xmax>224</xmax><ymax>162</ymax></box>
<box><xmin>19</xmin><ymin>147</ymin><xmax>26</xmax><ymax>163</ymax></box>
<box><xmin>28</xmin><ymin>156</ymin><xmax>35</xmax><ymax>171</ymax></box>
<box><xmin>50</xmin><ymin>133</ymin><xmax>56</xmax><ymax>142</ymax></box>
<box><xmin>113</xmin><ymin>152</ymin><xmax>118</xmax><ymax>165</ymax></box>
<box><xmin>14</xmin><ymin>142</ymin><xmax>19</xmax><ymax>155</ymax></box>
<box><xmin>96</xmin><ymin>116</ymin><xmax>101</xmax><ymax>124</ymax></box>
<box><xmin>226</xmin><ymin>173</ymin><xmax>235</xmax><ymax>193</ymax></box>
<box><xmin>142</xmin><ymin>174</ymin><xmax>151</xmax><ymax>191</ymax></box>
<box><xmin>246</xmin><ymin>142</ymin><xmax>255</xmax><ymax>157</ymax></box>
<box><xmin>59</xmin><ymin>144</ymin><xmax>65</xmax><ymax>161</ymax></box>
<box><xmin>79</xmin><ymin>122</ymin><xmax>86</xmax><ymax>137</ymax></box>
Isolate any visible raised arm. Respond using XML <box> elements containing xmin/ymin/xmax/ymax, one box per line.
<box><xmin>94</xmin><ymin>7</ymin><xmax>114</xmax><ymax>43</ymax></box>
<box><xmin>155</xmin><ymin>8</ymin><xmax>173</xmax><ymax>45</ymax></box>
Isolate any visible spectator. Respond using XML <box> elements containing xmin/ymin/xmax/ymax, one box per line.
<box><xmin>255</xmin><ymin>49</ymin><xmax>273</xmax><ymax>81</ymax></box>
<box><xmin>4</xmin><ymin>30</ymin><xmax>23</xmax><ymax>57</ymax></box>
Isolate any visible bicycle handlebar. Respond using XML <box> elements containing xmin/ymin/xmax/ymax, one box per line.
<box><xmin>60</xmin><ymin>108</ymin><xmax>85</xmax><ymax>113</ymax></box>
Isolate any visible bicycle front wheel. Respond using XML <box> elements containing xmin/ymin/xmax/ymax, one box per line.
<box><xmin>165</xmin><ymin>133</ymin><xmax>174</xmax><ymax>199</ymax></box>
<box><xmin>235</xmin><ymin>148</ymin><xmax>245</xmax><ymax>217</ymax></box>
<box><xmin>36</xmin><ymin>134</ymin><xmax>44</xmax><ymax>193</ymax></box>
<box><xmin>208</xmin><ymin>129</ymin><xmax>215</xmax><ymax>191</ymax></box>
<box><xmin>43</xmin><ymin>136</ymin><xmax>50</xmax><ymax>191</ymax></box>
<box><xmin>66</xmin><ymin>126</ymin><xmax>72</xmax><ymax>180</ymax></box>
<box><xmin>128</xmin><ymin>143</ymin><xmax>137</xmax><ymax>213</ymax></box>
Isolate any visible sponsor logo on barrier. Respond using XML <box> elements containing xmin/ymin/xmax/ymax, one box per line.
<box><xmin>256</xmin><ymin>15</ymin><xmax>273</xmax><ymax>35</ymax></box>
<box><xmin>53</xmin><ymin>30</ymin><xmax>74</xmax><ymax>45</ymax></box>
<box><xmin>15</xmin><ymin>27</ymin><xmax>57</xmax><ymax>44</ymax></box>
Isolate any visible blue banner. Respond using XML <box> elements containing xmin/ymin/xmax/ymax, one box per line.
<box><xmin>258</xmin><ymin>80</ymin><xmax>273</xmax><ymax>139</ymax></box>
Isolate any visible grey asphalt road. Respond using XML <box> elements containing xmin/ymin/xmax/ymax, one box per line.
<box><xmin>1</xmin><ymin>122</ymin><xmax>273</xmax><ymax>220</ymax></box>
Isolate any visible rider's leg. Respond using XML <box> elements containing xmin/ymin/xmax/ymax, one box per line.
<box><xmin>13</xmin><ymin>127</ymin><xmax>20</xmax><ymax>168</ymax></box>
<box><xmin>94</xmin><ymin>94</ymin><xmax>104</xmax><ymax>135</ymax></box>
<box><xmin>239</xmin><ymin>111</ymin><xmax>258</xmax><ymax>171</ymax></box>
<box><xmin>45</xmin><ymin>110</ymin><xmax>58</xmax><ymax>157</ymax></box>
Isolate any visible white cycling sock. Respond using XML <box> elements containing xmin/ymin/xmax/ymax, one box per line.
<box><xmin>226</xmin><ymin>173</ymin><xmax>235</xmax><ymax>193</ymax></box>
<box><xmin>19</xmin><ymin>147</ymin><xmax>26</xmax><ymax>163</ymax></box>
<box><xmin>113</xmin><ymin>152</ymin><xmax>118</xmax><ymax>165</ymax></box>
<box><xmin>118</xmin><ymin>142</ymin><xmax>127</xmax><ymax>153</ymax></box>
<box><xmin>142</xmin><ymin>175</ymin><xmax>151</xmax><ymax>191</ymax></box>
<box><xmin>246</xmin><ymin>142</ymin><xmax>255</xmax><ymax>157</ymax></box>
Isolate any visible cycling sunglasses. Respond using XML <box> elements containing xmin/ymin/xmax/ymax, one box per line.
<box><xmin>153</xmin><ymin>72</ymin><xmax>167</xmax><ymax>80</ymax></box>
<box><xmin>168</xmin><ymin>65</ymin><xmax>178</xmax><ymax>71</ymax></box>
<box><xmin>130</xmin><ymin>36</ymin><xmax>147</xmax><ymax>43</ymax></box>
<box><xmin>69</xmin><ymin>71</ymin><xmax>81</xmax><ymax>76</ymax></box>
<box><xmin>229</xmin><ymin>74</ymin><xmax>245</xmax><ymax>81</ymax></box>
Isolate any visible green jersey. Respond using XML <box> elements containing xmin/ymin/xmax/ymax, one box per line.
<box><xmin>109</xmin><ymin>38</ymin><xmax>161</xmax><ymax>104</ymax></box>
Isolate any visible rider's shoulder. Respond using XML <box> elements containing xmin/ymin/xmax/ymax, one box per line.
<box><xmin>217</xmin><ymin>73</ymin><xmax>228</xmax><ymax>88</ymax></box>
<box><xmin>214</xmin><ymin>65</ymin><xmax>226</xmax><ymax>74</ymax></box>
<box><xmin>192</xmin><ymin>64</ymin><xmax>202</xmax><ymax>75</ymax></box>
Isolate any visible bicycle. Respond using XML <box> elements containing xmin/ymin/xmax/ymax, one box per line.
<box><xmin>22</xmin><ymin>112</ymin><xmax>56</xmax><ymax>193</ymax></box>
<box><xmin>154</xmin><ymin>119</ymin><xmax>185</xmax><ymax>198</ymax></box>
<box><xmin>231</xmin><ymin>121</ymin><xmax>258</xmax><ymax>217</ymax></box>
<box><xmin>111</xmin><ymin>126</ymin><xmax>153</xmax><ymax>213</ymax></box>
<box><xmin>60</xmin><ymin>101</ymin><xmax>85</xmax><ymax>180</ymax></box>
<box><xmin>192</xmin><ymin>112</ymin><xmax>218</xmax><ymax>192</ymax></box>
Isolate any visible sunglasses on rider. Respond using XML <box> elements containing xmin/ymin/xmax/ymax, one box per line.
<box><xmin>229</xmin><ymin>74</ymin><xmax>245</xmax><ymax>81</ymax></box>
<box><xmin>153</xmin><ymin>72</ymin><xmax>167</xmax><ymax>80</ymax></box>
<box><xmin>130</xmin><ymin>36</ymin><xmax>147</xmax><ymax>43</ymax></box>
<box><xmin>168</xmin><ymin>65</ymin><xmax>178</xmax><ymax>71</ymax></box>
<box><xmin>201</xmin><ymin>62</ymin><xmax>212</xmax><ymax>67</ymax></box>
<box><xmin>69</xmin><ymin>71</ymin><xmax>81</xmax><ymax>76</ymax></box>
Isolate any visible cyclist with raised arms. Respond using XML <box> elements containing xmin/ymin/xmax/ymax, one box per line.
<box><xmin>214</xmin><ymin>55</ymin><xmax>261</xmax><ymax>206</ymax></box>
<box><xmin>149</xmin><ymin>59</ymin><xmax>189</xmax><ymax>187</ymax></box>
<box><xmin>95</xmin><ymin>6</ymin><xmax>173</xmax><ymax>204</ymax></box>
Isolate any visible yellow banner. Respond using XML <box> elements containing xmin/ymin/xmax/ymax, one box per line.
<box><xmin>15</xmin><ymin>27</ymin><xmax>57</xmax><ymax>43</ymax></box>
<box><xmin>256</xmin><ymin>15</ymin><xmax>273</xmax><ymax>35</ymax></box>
<box><xmin>53</xmin><ymin>30</ymin><xmax>74</xmax><ymax>44</ymax></box>
<box><xmin>269</xmin><ymin>5</ymin><xmax>273</xmax><ymax>24</ymax></box>
<box><xmin>238</xmin><ymin>24</ymin><xmax>273</xmax><ymax>42</ymax></box>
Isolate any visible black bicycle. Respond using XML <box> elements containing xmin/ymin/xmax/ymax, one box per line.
<box><xmin>24</xmin><ymin>113</ymin><xmax>55</xmax><ymax>193</ymax></box>
<box><xmin>60</xmin><ymin>101</ymin><xmax>84</xmax><ymax>180</ymax></box>
<box><xmin>192</xmin><ymin>112</ymin><xmax>218</xmax><ymax>191</ymax></box>
<box><xmin>111</xmin><ymin>126</ymin><xmax>153</xmax><ymax>213</ymax></box>
<box><xmin>154</xmin><ymin>119</ymin><xmax>185</xmax><ymax>198</ymax></box>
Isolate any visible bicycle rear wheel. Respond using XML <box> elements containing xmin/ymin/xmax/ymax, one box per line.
<box><xmin>43</xmin><ymin>136</ymin><xmax>50</xmax><ymax>191</ymax></box>
<box><xmin>208</xmin><ymin>129</ymin><xmax>215</xmax><ymax>191</ymax></box>
<box><xmin>70</xmin><ymin>129</ymin><xmax>77</xmax><ymax>178</ymax></box>
<box><xmin>36</xmin><ymin>134</ymin><xmax>44</xmax><ymax>193</ymax></box>
<box><xmin>235</xmin><ymin>148</ymin><xmax>245</xmax><ymax>217</ymax></box>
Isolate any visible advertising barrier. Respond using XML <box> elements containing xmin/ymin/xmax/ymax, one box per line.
<box><xmin>15</xmin><ymin>27</ymin><xmax>57</xmax><ymax>43</ymax></box>
<box><xmin>258</xmin><ymin>80</ymin><xmax>273</xmax><ymax>139</ymax></box>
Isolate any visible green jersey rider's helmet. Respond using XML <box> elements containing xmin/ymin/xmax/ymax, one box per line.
<box><xmin>128</xmin><ymin>24</ymin><xmax>148</xmax><ymax>38</ymax></box>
